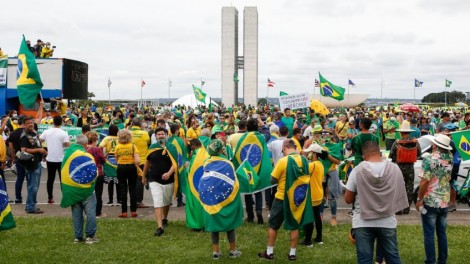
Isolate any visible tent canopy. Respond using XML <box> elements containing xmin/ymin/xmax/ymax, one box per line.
<box><xmin>171</xmin><ymin>94</ymin><xmax>219</xmax><ymax>108</ymax></box>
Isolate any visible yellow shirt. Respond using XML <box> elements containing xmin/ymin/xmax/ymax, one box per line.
<box><xmin>292</xmin><ymin>137</ymin><xmax>302</xmax><ymax>153</ymax></box>
<box><xmin>58</xmin><ymin>101</ymin><xmax>67</xmax><ymax>115</ymax></box>
<box><xmin>309</xmin><ymin>161</ymin><xmax>324</xmax><ymax>206</ymax></box>
<box><xmin>130</xmin><ymin>126</ymin><xmax>150</xmax><ymax>161</ymax></box>
<box><xmin>99</xmin><ymin>136</ymin><xmax>118</xmax><ymax>155</ymax></box>
<box><xmin>0</xmin><ymin>135</ymin><xmax>6</xmax><ymax>162</ymax></box>
<box><xmin>115</xmin><ymin>143</ymin><xmax>135</xmax><ymax>165</ymax></box>
<box><xmin>186</xmin><ymin>127</ymin><xmax>201</xmax><ymax>140</ymax></box>
<box><xmin>41</xmin><ymin>117</ymin><xmax>54</xmax><ymax>125</ymax></box>
<box><xmin>271</xmin><ymin>154</ymin><xmax>305</xmax><ymax>200</ymax></box>
<box><xmin>335</xmin><ymin>121</ymin><xmax>348</xmax><ymax>138</ymax></box>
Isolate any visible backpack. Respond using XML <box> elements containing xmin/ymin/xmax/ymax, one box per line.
<box><xmin>396</xmin><ymin>139</ymin><xmax>418</xmax><ymax>163</ymax></box>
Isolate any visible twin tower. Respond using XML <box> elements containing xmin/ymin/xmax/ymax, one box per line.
<box><xmin>221</xmin><ymin>6</ymin><xmax>258</xmax><ymax>106</ymax></box>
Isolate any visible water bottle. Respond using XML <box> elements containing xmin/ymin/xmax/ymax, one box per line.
<box><xmin>419</xmin><ymin>206</ymin><xmax>427</xmax><ymax>215</ymax></box>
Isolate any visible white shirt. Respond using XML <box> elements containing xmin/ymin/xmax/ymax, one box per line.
<box><xmin>346</xmin><ymin>161</ymin><xmax>397</xmax><ymax>229</ymax></box>
<box><xmin>40</xmin><ymin>127</ymin><xmax>70</xmax><ymax>162</ymax></box>
<box><xmin>267</xmin><ymin>137</ymin><xmax>286</xmax><ymax>164</ymax></box>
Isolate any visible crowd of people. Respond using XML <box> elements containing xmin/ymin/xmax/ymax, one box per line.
<box><xmin>1</xmin><ymin>99</ymin><xmax>467</xmax><ymax>262</ymax></box>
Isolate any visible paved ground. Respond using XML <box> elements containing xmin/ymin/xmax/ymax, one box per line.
<box><xmin>3</xmin><ymin>168</ymin><xmax>470</xmax><ymax>225</ymax></box>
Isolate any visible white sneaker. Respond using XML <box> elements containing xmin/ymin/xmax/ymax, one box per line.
<box><xmin>229</xmin><ymin>249</ymin><xmax>242</xmax><ymax>258</ymax></box>
<box><xmin>85</xmin><ymin>237</ymin><xmax>100</xmax><ymax>244</ymax></box>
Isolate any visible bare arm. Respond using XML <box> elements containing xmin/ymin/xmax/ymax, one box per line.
<box><xmin>344</xmin><ymin>189</ymin><xmax>356</xmax><ymax>204</ymax></box>
<box><xmin>415</xmin><ymin>178</ymin><xmax>430</xmax><ymax>210</ymax></box>
<box><xmin>34</xmin><ymin>100</ymin><xmax>45</xmax><ymax>125</ymax></box>
<box><xmin>142</xmin><ymin>160</ymin><xmax>150</xmax><ymax>184</ymax></box>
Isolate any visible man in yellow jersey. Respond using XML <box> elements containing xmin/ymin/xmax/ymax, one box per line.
<box><xmin>130</xmin><ymin>118</ymin><xmax>150</xmax><ymax>208</ymax></box>
<box><xmin>258</xmin><ymin>139</ymin><xmax>312</xmax><ymax>261</ymax></box>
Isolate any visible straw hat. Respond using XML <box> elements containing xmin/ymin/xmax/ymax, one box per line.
<box><xmin>429</xmin><ymin>134</ymin><xmax>452</xmax><ymax>150</ymax></box>
<box><xmin>396</xmin><ymin>122</ymin><xmax>414</xmax><ymax>132</ymax></box>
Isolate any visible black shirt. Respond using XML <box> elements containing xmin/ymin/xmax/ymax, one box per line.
<box><xmin>147</xmin><ymin>149</ymin><xmax>174</xmax><ymax>184</ymax></box>
<box><xmin>20</xmin><ymin>130</ymin><xmax>43</xmax><ymax>163</ymax></box>
<box><xmin>7</xmin><ymin>128</ymin><xmax>25</xmax><ymax>154</ymax></box>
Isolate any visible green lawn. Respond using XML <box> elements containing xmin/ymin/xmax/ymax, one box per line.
<box><xmin>0</xmin><ymin>217</ymin><xmax>468</xmax><ymax>263</ymax></box>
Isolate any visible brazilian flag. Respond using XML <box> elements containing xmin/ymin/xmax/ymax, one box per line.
<box><xmin>284</xmin><ymin>155</ymin><xmax>314</xmax><ymax>230</ymax></box>
<box><xmin>17</xmin><ymin>35</ymin><xmax>43</xmax><ymax>108</ymax></box>
<box><xmin>0</xmin><ymin>176</ymin><xmax>16</xmax><ymax>231</ymax></box>
<box><xmin>233</xmin><ymin>131</ymin><xmax>273</xmax><ymax>192</ymax></box>
<box><xmin>198</xmin><ymin>156</ymin><xmax>243</xmax><ymax>232</ymax></box>
<box><xmin>319</xmin><ymin>72</ymin><xmax>345</xmax><ymax>101</ymax></box>
<box><xmin>168</xmin><ymin>135</ymin><xmax>188</xmax><ymax>175</ymax></box>
<box><xmin>198</xmin><ymin>135</ymin><xmax>211</xmax><ymax>148</ymax></box>
<box><xmin>192</xmin><ymin>85</ymin><xmax>207</xmax><ymax>104</ymax></box>
<box><xmin>451</xmin><ymin>130</ymin><xmax>470</xmax><ymax>161</ymax></box>
<box><xmin>147</xmin><ymin>142</ymin><xmax>179</xmax><ymax>197</ymax></box>
<box><xmin>184</xmin><ymin>147</ymin><xmax>209</xmax><ymax>229</ymax></box>
<box><xmin>60</xmin><ymin>144</ymin><xmax>98</xmax><ymax>208</ymax></box>
<box><xmin>235</xmin><ymin>160</ymin><xmax>260</xmax><ymax>194</ymax></box>
<box><xmin>103</xmin><ymin>155</ymin><xmax>117</xmax><ymax>178</ymax></box>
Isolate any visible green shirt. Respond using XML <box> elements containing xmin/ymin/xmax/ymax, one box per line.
<box><xmin>351</xmin><ymin>133</ymin><xmax>380</xmax><ymax>166</ymax></box>
<box><xmin>383</xmin><ymin>120</ymin><xmax>399</xmax><ymax>139</ymax></box>
<box><xmin>281</xmin><ymin>116</ymin><xmax>295</xmax><ymax>137</ymax></box>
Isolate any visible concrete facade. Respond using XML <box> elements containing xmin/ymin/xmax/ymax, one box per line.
<box><xmin>243</xmin><ymin>7</ymin><xmax>258</xmax><ymax>106</ymax></box>
<box><xmin>221</xmin><ymin>7</ymin><xmax>238</xmax><ymax>106</ymax></box>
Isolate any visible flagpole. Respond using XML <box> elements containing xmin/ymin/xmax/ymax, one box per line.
<box><xmin>168</xmin><ymin>78</ymin><xmax>171</xmax><ymax>99</ymax></box>
<box><xmin>380</xmin><ymin>76</ymin><xmax>383</xmax><ymax>99</ymax></box>
<box><xmin>445</xmin><ymin>79</ymin><xmax>447</xmax><ymax>107</ymax></box>
<box><xmin>108</xmin><ymin>79</ymin><xmax>111</xmax><ymax>107</ymax></box>
<box><xmin>348</xmin><ymin>79</ymin><xmax>350</xmax><ymax>106</ymax></box>
<box><xmin>140</xmin><ymin>79</ymin><xmax>143</xmax><ymax>108</ymax></box>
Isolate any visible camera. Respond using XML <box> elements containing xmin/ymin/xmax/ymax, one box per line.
<box><xmin>52</xmin><ymin>46</ymin><xmax>56</xmax><ymax>49</ymax></box>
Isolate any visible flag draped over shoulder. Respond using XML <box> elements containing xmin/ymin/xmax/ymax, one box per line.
<box><xmin>147</xmin><ymin>142</ymin><xmax>179</xmax><ymax>197</ymax></box>
<box><xmin>236</xmin><ymin>160</ymin><xmax>260</xmax><ymax>194</ymax></box>
<box><xmin>0</xmin><ymin>176</ymin><xmax>16</xmax><ymax>231</ymax></box>
<box><xmin>198</xmin><ymin>155</ymin><xmax>243</xmax><ymax>232</ymax></box>
<box><xmin>17</xmin><ymin>35</ymin><xmax>43</xmax><ymax>108</ymax></box>
<box><xmin>192</xmin><ymin>85</ymin><xmax>207</xmax><ymax>104</ymax></box>
<box><xmin>451</xmin><ymin>130</ymin><xmax>470</xmax><ymax>161</ymax></box>
<box><xmin>60</xmin><ymin>144</ymin><xmax>98</xmax><ymax>208</ymax></box>
<box><xmin>233</xmin><ymin>132</ymin><xmax>273</xmax><ymax>192</ymax></box>
<box><xmin>198</xmin><ymin>136</ymin><xmax>212</xmax><ymax>148</ymax></box>
<box><xmin>185</xmin><ymin>147</ymin><xmax>210</xmax><ymax>229</ymax></box>
<box><xmin>284</xmin><ymin>155</ymin><xmax>314</xmax><ymax>230</ymax></box>
<box><xmin>319</xmin><ymin>73</ymin><xmax>345</xmax><ymax>101</ymax></box>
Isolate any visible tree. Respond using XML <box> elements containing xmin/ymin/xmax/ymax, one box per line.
<box><xmin>87</xmin><ymin>92</ymin><xmax>96</xmax><ymax>100</ymax></box>
<box><xmin>422</xmin><ymin>90</ymin><xmax>466</xmax><ymax>104</ymax></box>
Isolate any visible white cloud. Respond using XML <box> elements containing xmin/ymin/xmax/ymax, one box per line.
<box><xmin>2</xmin><ymin>0</ymin><xmax>470</xmax><ymax>101</ymax></box>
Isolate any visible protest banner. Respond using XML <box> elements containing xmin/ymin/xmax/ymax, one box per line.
<box><xmin>279</xmin><ymin>92</ymin><xmax>310</xmax><ymax>111</ymax></box>
<box><xmin>38</xmin><ymin>125</ymin><xmax>109</xmax><ymax>143</ymax></box>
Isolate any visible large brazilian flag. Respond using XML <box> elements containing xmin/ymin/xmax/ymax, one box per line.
<box><xmin>233</xmin><ymin>131</ymin><xmax>273</xmax><ymax>192</ymax></box>
<box><xmin>198</xmin><ymin>156</ymin><xmax>243</xmax><ymax>232</ymax></box>
<box><xmin>284</xmin><ymin>155</ymin><xmax>314</xmax><ymax>230</ymax></box>
<box><xmin>17</xmin><ymin>35</ymin><xmax>43</xmax><ymax>108</ymax></box>
<box><xmin>60</xmin><ymin>144</ymin><xmax>98</xmax><ymax>208</ymax></box>
<box><xmin>184</xmin><ymin>147</ymin><xmax>209</xmax><ymax>229</ymax></box>
<box><xmin>0</xmin><ymin>176</ymin><xmax>16</xmax><ymax>231</ymax></box>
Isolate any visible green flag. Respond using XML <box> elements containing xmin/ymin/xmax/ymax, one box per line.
<box><xmin>184</xmin><ymin>147</ymin><xmax>209</xmax><ymax>229</ymax></box>
<box><xmin>0</xmin><ymin>176</ymin><xmax>16</xmax><ymax>231</ymax></box>
<box><xmin>280</xmin><ymin>91</ymin><xmax>288</xmax><ymax>96</ymax></box>
<box><xmin>283</xmin><ymin>155</ymin><xmax>314</xmax><ymax>230</ymax></box>
<box><xmin>192</xmin><ymin>84</ymin><xmax>206</xmax><ymax>104</ymax></box>
<box><xmin>232</xmin><ymin>131</ymin><xmax>273</xmax><ymax>191</ymax></box>
<box><xmin>0</xmin><ymin>55</ymin><xmax>7</xmax><ymax>87</ymax></box>
<box><xmin>60</xmin><ymin>144</ymin><xmax>98</xmax><ymax>208</ymax></box>
<box><xmin>446</xmin><ymin>79</ymin><xmax>452</xmax><ymax>88</ymax></box>
<box><xmin>17</xmin><ymin>35</ymin><xmax>43</xmax><ymax>108</ymax></box>
<box><xmin>318</xmin><ymin>72</ymin><xmax>345</xmax><ymax>101</ymax></box>
<box><xmin>199</xmin><ymin>156</ymin><xmax>243</xmax><ymax>232</ymax></box>
<box><xmin>236</xmin><ymin>160</ymin><xmax>260</xmax><ymax>193</ymax></box>
<box><xmin>233</xmin><ymin>72</ymin><xmax>239</xmax><ymax>83</ymax></box>
<box><xmin>451</xmin><ymin>130</ymin><xmax>470</xmax><ymax>161</ymax></box>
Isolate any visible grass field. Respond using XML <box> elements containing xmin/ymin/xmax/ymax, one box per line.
<box><xmin>0</xmin><ymin>217</ymin><xmax>469</xmax><ymax>263</ymax></box>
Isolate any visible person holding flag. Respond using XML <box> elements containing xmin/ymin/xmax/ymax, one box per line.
<box><xmin>60</xmin><ymin>135</ymin><xmax>99</xmax><ymax>243</ymax></box>
<box><xmin>198</xmin><ymin>139</ymin><xmax>243</xmax><ymax>259</ymax></box>
<box><xmin>258</xmin><ymin>139</ymin><xmax>313</xmax><ymax>261</ymax></box>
